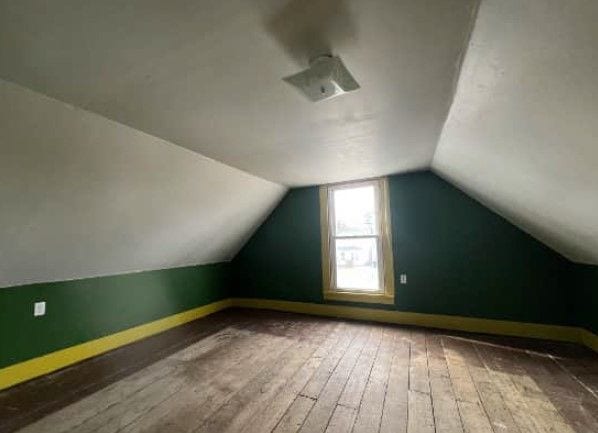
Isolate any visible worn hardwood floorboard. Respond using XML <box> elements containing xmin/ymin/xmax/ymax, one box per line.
<box><xmin>297</xmin><ymin>324</ymin><xmax>371</xmax><ymax>433</ymax></box>
<box><xmin>196</xmin><ymin>320</ymin><xmax>335</xmax><ymax>433</ymax></box>
<box><xmin>1</xmin><ymin>309</ymin><xmax>596</xmax><ymax>433</ymax></box>
<box><xmin>323</xmin><ymin>405</ymin><xmax>356</xmax><ymax>433</ymax></box>
<box><xmin>351</xmin><ymin>326</ymin><xmax>394</xmax><ymax>433</ymax></box>
<box><xmin>242</xmin><ymin>322</ymin><xmax>348</xmax><ymax>433</ymax></box>
<box><xmin>453</xmin><ymin>338</ymin><xmax>518</xmax><ymax>433</ymax></box>
<box><xmin>426</xmin><ymin>334</ymin><xmax>464</xmax><ymax>433</ymax></box>
<box><xmin>379</xmin><ymin>328</ymin><xmax>410</xmax><ymax>433</ymax></box>
<box><xmin>522</xmin><ymin>351</ymin><xmax>598</xmax><ymax>433</ymax></box>
<box><xmin>443</xmin><ymin>336</ymin><xmax>494</xmax><ymax>433</ymax></box>
<box><xmin>271</xmin><ymin>323</ymin><xmax>362</xmax><ymax>433</ymax></box>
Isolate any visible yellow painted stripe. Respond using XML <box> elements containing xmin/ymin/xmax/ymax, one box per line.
<box><xmin>1</xmin><ymin>297</ymin><xmax>595</xmax><ymax>391</ymax></box>
<box><xmin>0</xmin><ymin>299</ymin><xmax>232</xmax><ymax>391</ymax></box>
<box><xmin>231</xmin><ymin>298</ymin><xmax>588</xmax><ymax>346</ymax></box>
<box><xmin>579</xmin><ymin>328</ymin><xmax>598</xmax><ymax>353</ymax></box>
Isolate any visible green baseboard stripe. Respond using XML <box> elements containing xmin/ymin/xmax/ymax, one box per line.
<box><xmin>231</xmin><ymin>298</ymin><xmax>597</xmax><ymax>351</ymax></box>
<box><xmin>1</xmin><ymin>297</ymin><xmax>595</xmax><ymax>392</ymax></box>
<box><xmin>0</xmin><ymin>299</ymin><xmax>232</xmax><ymax>391</ymax></box>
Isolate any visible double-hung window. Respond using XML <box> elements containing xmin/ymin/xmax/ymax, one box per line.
<box><xmin>320</xmin><ymin>178</ymin><xmax>395</xmax><ymax>304</ymax></box>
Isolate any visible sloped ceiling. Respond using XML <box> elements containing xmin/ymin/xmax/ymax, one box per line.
<box><xmin>0</xmin><ymin>80</ymin><xmax>285</xmax><ymax>288</ymax></box>
<box><xmin>433</xmin><ymin>0</ymin><xmax>598</xmax><ymax>265</ymax></box>
<box><xmin>0</xmin><ymin>0</ymin><xmax>596</xmax><ymax>280</ymax></box>
<box><xmin>0</xmin><ymin>0</ymin><xmax>477</xmax><ymax>186</ymax></box>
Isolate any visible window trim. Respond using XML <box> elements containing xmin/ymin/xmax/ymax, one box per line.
<box><xmin>320</xmin><ymin>177</ymin><xmax>395</xmax><ymax>305</ymax></box>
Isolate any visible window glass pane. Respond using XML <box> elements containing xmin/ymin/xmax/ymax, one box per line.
<box><xmin>333</xmin><ymin>185</ymin><xmax>377</xmax><ymax>236</ymax></box>
<box><xmin>335</xmin><ymin>237</ymin><xmax>380</xmax><ymax>291</ymax></box>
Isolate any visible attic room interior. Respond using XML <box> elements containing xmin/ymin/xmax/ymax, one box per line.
<box><xmin>0</xmin><ymin>0</ymin><xmax>597</xmax><ymax>432</ymax></box>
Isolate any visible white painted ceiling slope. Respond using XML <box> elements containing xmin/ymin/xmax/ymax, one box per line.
<box><xmin>0</xmin><ymin>79</ymin><xmax>285</xmax><ymax>288</ymax></box>
<box><xmin>1</xmin><ymin>0</ymin><xmax>597</xmax><ymax>268</ymax></box>
<box><xmin>433</xmin><ymin>0</ymin><xmax>598</xmax><ymax>265</ymax></box>
<box><xmin>0</xmin><ymin>0</ymin><xmax>477</xmax><ymax>186</ymax></box>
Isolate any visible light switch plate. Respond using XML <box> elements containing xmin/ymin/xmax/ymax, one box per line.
<box><xmin>400</xmin><ymin>274</ymin><xmax>407</xmax><ymax>284</ymax></box>
<box><xmin>34</xmin><ymin>301</ymin><xmax>46</xmax><ymax>317</ymax></box>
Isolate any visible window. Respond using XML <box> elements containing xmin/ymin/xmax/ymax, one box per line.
<box><xmin>320</xmin><ymin>178</ymin><xmax>395</xmax><ymax>304</ymax></box>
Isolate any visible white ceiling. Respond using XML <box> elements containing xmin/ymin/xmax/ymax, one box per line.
<box><xmin>1</xmin><ymin>0</ymin><xmax>597</xmax><ymax>266</ymax></box>
<box><xmin>0</xmin><ymin>79</ymin><xmax>285</xmax><ymax>288</ymax></box>
<box><xmin>0</xmin><ymin>0</ymin><xmax>477</xmax><ymax>186</ymax></box>
<box><xmin>433</xmin><ymin>0</ymin><xmax>598</xmax><ymax>264</ymax></box>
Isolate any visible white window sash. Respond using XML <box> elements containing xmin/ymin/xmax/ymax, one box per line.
<box><xmin>327</xmin><ymin>180</ymin><xmax>385</xmax><ymax>294</ymax></box>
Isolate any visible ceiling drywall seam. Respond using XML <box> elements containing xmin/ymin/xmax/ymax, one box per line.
<box><xmin>428</xmin><ymin>0</ymin><xmax>481</xmax><ymax>165</ymax></box>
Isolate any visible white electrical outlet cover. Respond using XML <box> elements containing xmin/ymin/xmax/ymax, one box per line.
<box><xmin>34</xmin><ymin>301</ymin><xmax>46</xmax><ymax>316</ymax></box>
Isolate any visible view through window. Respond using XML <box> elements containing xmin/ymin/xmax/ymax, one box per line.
<box><xmin>330</xmin><ymin>181</ymin><xmax>382</xmax><ymax>292</ymax></box>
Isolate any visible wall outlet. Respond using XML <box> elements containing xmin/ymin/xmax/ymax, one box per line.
<box><xmin>400</xmin><ymin>274</ymin><xmax>407</xmax><ymax>284</ymax></box>
<box><xmin>34</xmin><ymin>301</ymin><xmax>46</xmax><ymax>317</ymax></box>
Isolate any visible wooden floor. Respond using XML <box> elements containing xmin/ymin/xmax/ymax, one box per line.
<box><xmin>1</xmin><ymin>309</ymin><xmax>597</xmax><ymax>433</ymax></box>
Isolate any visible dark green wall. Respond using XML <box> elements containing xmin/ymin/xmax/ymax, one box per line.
<box><xmin>388</xmin><ymin>172</ymin><xmax>571</xmax><ymax>324</ymax></box>
<box><xmin>234</xmin><ymin>187</ymin><xmax>323</xmax><ymax>303</ymax></box>
<box><xmin>3</xmin><ymin>172</ymin><xmax>592</xmax><ymax>371</ymax></box>
<box><xmin>574</xmin><ymin>264</ymin><xmax>598</xmax><ymax>334</ymax></box>
<box><xmin>0</xmin><ymin>263</ymin><xmax>230</xmax><ymax>368</ymax></box>
<box><xmin>233</xmin><ymin>171</ymin><xmax>573</xmax><ymax>326</ymax></box>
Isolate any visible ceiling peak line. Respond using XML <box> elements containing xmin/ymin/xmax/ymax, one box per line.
<box><xmin>430</xmin><ymin>0</ymin><xmax>482</xmax><ymax>168</ymax></box>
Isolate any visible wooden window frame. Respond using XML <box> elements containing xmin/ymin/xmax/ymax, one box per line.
<box><xmin>320</xmin><ymin>177</ymin><xmax>395</xmax><ymax>305</ymax></box>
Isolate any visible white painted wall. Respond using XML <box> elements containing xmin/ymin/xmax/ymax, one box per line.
<box><xmin>0</xmin><ymin>79</ymin><xmax>286</xmax><ymax>288</ymax></box>
<box><xmin>433</xmin><ymin>0</ymin><xmax>598</xmax><ymax>264</ymax></box>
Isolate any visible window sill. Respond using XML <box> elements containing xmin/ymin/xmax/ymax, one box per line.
<box><xmin>323</xmin><ymin>290</ymin><xmax>395</xmax><ymax>305</ymax></box>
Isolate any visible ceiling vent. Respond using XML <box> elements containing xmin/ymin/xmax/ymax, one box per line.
<box><xmin>283</xmin><ymin>55</ymin><xmax>360</xmax><ymax>102</ymax></box>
